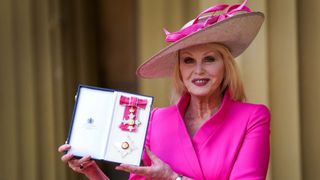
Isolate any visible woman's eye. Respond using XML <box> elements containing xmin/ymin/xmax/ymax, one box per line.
<box><xmin>183</xmin><ymin>57</ymin><xmax>194</xmax><ymax>64</ymax></box>
<box><xmin>204</xmin><ymin>56</ymin><xmax>216</xmax><ymax>62</ymax></box>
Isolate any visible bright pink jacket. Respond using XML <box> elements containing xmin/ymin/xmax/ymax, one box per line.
<box><xmin>130</xmin><ymin>91</ymin><xmax>270</xmax><ymax>180</ymax></box>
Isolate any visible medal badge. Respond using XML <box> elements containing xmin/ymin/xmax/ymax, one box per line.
<box><xmin>119</xmin><ymin>96</ymin><xmax>147</xmax><ymax>132</ymax></box>
<box><xmin>114</xmin><ymin>133</ymin><xmax>137</xmax><ymax>157</ymax></box>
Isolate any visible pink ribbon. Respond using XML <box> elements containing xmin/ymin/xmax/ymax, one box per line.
<box><xmin>119</xmin><ymin>96</ymin><xmax>147</xmax><ymax>132</ymax></box>
<box><xmin>164</xmin><ymin>0</ymin><xmax>251</xmax><ymax>42</ymax></box>
<box><xmin>119</xmin><ymin>96</ymin><xmax>147</xmax><ymax>110</ymax></box>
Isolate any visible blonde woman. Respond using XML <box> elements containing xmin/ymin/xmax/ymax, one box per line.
<box><xmin>59</xmin><ymin>1</ymin><xmax>270</xmax><ymax>179</ymax></box>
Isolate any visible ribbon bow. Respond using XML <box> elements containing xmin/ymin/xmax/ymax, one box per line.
<box><xmin>164</xmin><ymin>0</ymin><xmax>251</xmax><ymax>42</ymax></box>
<box><xmin>119</xmin><ymin>96</ymin><xmax>147</xmax><ymax>132</ymax></box>
<box><xmin>119</xmin><ymin>96</ymin><xmax>147</xmax><ymax>109</ymax></box>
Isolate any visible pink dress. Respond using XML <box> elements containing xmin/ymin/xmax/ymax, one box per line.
<box><xmin>130</xmin><ymin>91</ymin><xmax>270</xmax><ymax>180</ymax></box>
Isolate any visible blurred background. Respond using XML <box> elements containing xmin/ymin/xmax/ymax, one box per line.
<box><xmin>0</xmin><ymin>0</ymin><xmax>319</xmax><ymax>179</ymax></box>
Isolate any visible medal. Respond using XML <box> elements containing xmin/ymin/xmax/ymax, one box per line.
<box><xmin>119</xmin><ymin>96</ymin><xmax>147</xmax><ymax>132</ymax></box>
<box><xmin>121</xmin><ymin>142</ymin><xmax>130</xmax><ymax>149</ymax></box>
<box><xmin>114</xmin><ymin>134</ymin><xmax>137</xmax><ymax>157</ymax></box>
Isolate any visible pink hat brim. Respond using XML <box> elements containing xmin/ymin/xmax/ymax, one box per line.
<box><xmin>137</xmin><ymin>12</ymin><xmax>264</xmax><ymax>79</ymax></box>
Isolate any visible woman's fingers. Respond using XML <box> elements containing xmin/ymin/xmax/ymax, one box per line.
<box><xmin>59</xmin><ymin>144</ymin><xmax>92</xmax><ymax>169</ymax></box>
<box><xmin>116</xmin><ymin>151</ymin><xmax>176</xmax><ymax>179</ymax></box>
<box><xmin>82</xmin><ymin>160</ymin><xmax>95</xmax><ymax>169</ymax></box>
<box><xmin>57</xmin><ymin>143</ymin><xmax>102</xmax><ymax>176</ymax></box>
<box><xmin>74</xmin><ymin>155</ymin><xmax>92</xmax><ymax>167</ymax></box>
<box><xmin>145</xmin><ymin>147</ymin><xmax>160</xmax><ymax>163</ymax></box>
<box><xmin>61</xmin><ymin>153</ymin><xmax>74</xmax><ymax>163</ymax></box>
<box><xmin>66</xmin><ymin>155</ymin><xmax>93</xmax><ymax>171</ymax></box>
<box><xmin>58</xmin><ymin>144</ymin><xmax>71</xmax><ymax>153</ymax></box>
<box><xmin>115</xmin><ymin>164</ymin><xmax>150</xmax><ymax>176</ymax></box>
<box><xmin>78</xmin><ymin>155</ymin><xmax>91</xmax><ymax>164</ymax></box>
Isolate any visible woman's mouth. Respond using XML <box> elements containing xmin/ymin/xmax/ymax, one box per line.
<box><xmin>192</xmin><ymin>78</ymin><xmax>209</xmax><ymax>86</ymax></box>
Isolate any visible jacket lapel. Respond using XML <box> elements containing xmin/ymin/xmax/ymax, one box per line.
<box><xmin>192</xmin><ymin>91</ymin><xmax>231</xmax><ymax>149</ymax></box>
<box><xmin>174</xmin><ymin>91</ymin><xmax>232</xmax><ymax>179</ymax></box>
<box><xmin>175</xmin><ymin>94</ymin><xmax>205</xmax><ymax>179</ymax></box>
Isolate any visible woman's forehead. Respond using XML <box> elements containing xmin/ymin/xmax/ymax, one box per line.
<box><xmin>180</xmin><ymin>43</ymin><xmax>222</xmax><ymax>55</ymax></box>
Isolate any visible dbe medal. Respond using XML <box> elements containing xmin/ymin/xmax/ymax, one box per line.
<box><xmin>119</xmin><ymin>96</ymin><xmax>147</xmax><ymax>132</ymax></box>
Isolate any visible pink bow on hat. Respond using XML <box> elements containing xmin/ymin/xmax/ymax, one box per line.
<box><xmin>164</xmin><ymin>0</ymin><xmax>251</xmax><ymax>42</ymax></box>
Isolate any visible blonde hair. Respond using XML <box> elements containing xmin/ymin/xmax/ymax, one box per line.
<box><xmin>171</xmin><ymin>43</ymin><xmax>246</xmax><ymax>103</ymax></box>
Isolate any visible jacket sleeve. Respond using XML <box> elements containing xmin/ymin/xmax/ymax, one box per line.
<box><xmin>229</xmin><ymin>105</ymin><xmax>271</xmax><ymax>180</ymax></box>
<box><xmin>128</xmin><ymin>108</ymin><xmax>157</xmax><ymax>180</ymax></box>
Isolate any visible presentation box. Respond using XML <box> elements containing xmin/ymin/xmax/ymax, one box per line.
<box><xmin>66</xmin><ymin>85</ymin><xmax>153</xmax><ymax>166</ymax></box>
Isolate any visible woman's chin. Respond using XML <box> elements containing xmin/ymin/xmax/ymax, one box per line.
<box><xmin>188</xmin><ymin>91</ymin><xmax>212</xmax><ymax>98</ymax></box>
<box><xmin>187</xmin><ymin>86</ymin><xmax>220</xmax><ymax>98</ymax></box>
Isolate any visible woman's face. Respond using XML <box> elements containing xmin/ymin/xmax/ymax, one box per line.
<box><xmin>179</xmin><ymin>44</ymin><xmax>225</xmax><ymax>98</ymax></box>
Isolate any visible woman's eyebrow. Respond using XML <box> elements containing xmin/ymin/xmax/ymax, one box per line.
<box><xmin>180</xmin><ymin>51</ymin><xmax>193</xmax><ymax>56</ymax></box>
<box><xmin>203</xmin><ymin>50</ymin><xmax>217</xmax><ymax>56</ymax></box>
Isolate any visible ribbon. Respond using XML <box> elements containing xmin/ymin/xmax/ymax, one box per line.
<box><xmin>164</xmin><ymin>0</ymin><xmax>251</xmax><ymax>42</ymax></box>
<box><xmin>119</xmin><ymin>96</ymin><xmax>147</xmax><ymax>132</ymax></box>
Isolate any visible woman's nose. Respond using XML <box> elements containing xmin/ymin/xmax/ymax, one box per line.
<box><xmin>195</xmin><ymin>63</ymin><xmax>204</xmax><ymax>74</ymax></box>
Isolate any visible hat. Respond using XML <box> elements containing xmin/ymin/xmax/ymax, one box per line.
<box><xmin>136</xmin><ymin>0</ymin><xmax>264</xmax><ymax>79</ymax></box>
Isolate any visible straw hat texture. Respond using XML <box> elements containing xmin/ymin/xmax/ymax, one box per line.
<box><xmin>136</xmin><ymin>1</ymin><xmax>264</xmax><ymax>79</ymax></box>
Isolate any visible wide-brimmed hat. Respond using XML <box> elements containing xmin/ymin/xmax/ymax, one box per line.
<box><xmin>136</xmin><ymin>0</ymin><xmax>264</xmax><ymax>79</ymax></box>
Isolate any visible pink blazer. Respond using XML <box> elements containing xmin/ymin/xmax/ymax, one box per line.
<box><xmin>130</xmin><ymin>91</ymin><xmax>270</xmax><ymax>180</ymax></box>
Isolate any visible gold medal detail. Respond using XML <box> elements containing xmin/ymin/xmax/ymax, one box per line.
<box><xmin>121</xmin><ymin>106</ymin><xmax>141</xmax><ymax>132</ymax></box>
<box><xmin>121</xmin><ymin>142</ymin><xmax>130</xmax><ymax>149</ymax></box>
<box><xmin>114</xmin><ymin>134</ymin><xmax>137</xmax><ymax>157</ymax></box>
<box><xmin>127</xmin><ymin>119</ymin><xmax>135</xmax><ymax>126</ymax></box>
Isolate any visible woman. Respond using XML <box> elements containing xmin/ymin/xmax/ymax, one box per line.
<box><xmin>59</xmin><ymin>0</ymin><xmax>270</xmax><ymax>179</ymax></box>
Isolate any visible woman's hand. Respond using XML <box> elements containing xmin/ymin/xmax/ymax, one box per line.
<box><xmin>58</xmin><ymin>144</ymin><xmax>109</xmax><ymax>180</ymax></box>
<box><xmin>115</xmin><ymin>147</ymin><xmax>178</xmax><ymax>180</ymax></box>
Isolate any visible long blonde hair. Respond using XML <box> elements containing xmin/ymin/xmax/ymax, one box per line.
<box><xmin>171</xmin><ymin>43</ymin><xmax>246</xmax><ymax>103</ymax></box>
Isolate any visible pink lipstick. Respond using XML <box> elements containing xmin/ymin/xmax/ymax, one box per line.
<box><xmin>192</xmin><ymin>78</ymin><xmax>209</xmax><ymax>86</ymax></box>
